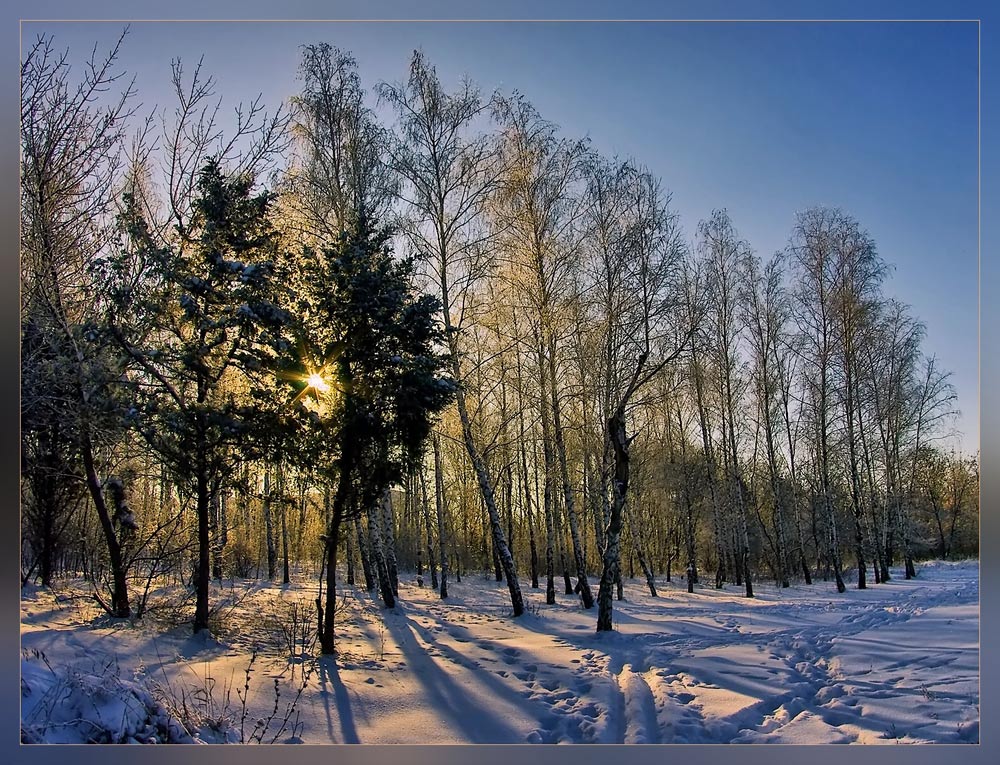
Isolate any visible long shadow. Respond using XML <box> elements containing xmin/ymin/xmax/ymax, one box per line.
<box><xmin>379</xmin><ymin>607</ymin><xmax>526</xmax><ymax>743</ymax></box>
<box><xmin>316</xmin><ymin>656</ymin><xmax>360</xmax><ymax>743</ymax></box>
<box><xmin>514</xmin><ymin>607</ymin><xmax>751</xmax><ymax>662</ymax></box>
<box><xmin>517</xmin><ymin>576</ymin><xmax>976</xmax><ymax>744</ymax></box>
<box><xmin>405</xmin><ymin>612</ymin><xmax>555</xmax><ymax>705</ymax></box>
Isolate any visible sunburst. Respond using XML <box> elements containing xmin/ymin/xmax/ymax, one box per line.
<box><xmin>305</xmin><ymin>372</ymin><xmax>330</xmax><ymax>393</ymax></box>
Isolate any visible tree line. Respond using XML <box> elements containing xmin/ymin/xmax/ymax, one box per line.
<box><xmin>20</xmin><ymin>32</ymin><xmax>978</xmax><ymax>653</ymax></box>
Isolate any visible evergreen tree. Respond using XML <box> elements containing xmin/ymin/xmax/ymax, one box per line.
<box><xmin>115</xmin><ymin>158</ymin><xmax>287</xmax><ymax>633</ymax></box>
<box><xmin>265</xmin><ymin>212</ymin><xmax>454</xmax><ymax>654</ymax></box>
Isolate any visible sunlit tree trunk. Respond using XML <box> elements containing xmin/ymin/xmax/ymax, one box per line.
<box><xmin>419</xmin><ymin>469</ymin><xmax>438</xmax><ymax>590</ymax></box>
<box><xmin>381</xmin><ymin>489</ymin><xmax>399</xmax><ymax>596</ymax></box>
<box><xmin>433</xmin><ymin>433</ymin><xmax>449</xmax><ymax>599</ymax></box>
<box><xmin>367</xmin><ymin>496</ymin><xmax>395</xmax><ymax>608</ymax></box>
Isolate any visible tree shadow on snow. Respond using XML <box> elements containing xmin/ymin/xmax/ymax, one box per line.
<box><xmin>379</xmin><ymin>606</ymin><xmax>529</xmax><ymax>743</ymax></box>
<box><xmin>316</xmin><ymin>657</ymin><xmax>361</xmax><ymax>743</ymax></box>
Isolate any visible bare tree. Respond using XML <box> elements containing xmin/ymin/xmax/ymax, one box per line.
<box><xmin>698</xmin><ymin>210</ymin><xmax>754</xmax><ymax>597</ymax></box>
<box><xmin>787</xmin><ymin>208</ymin><xmax>848</xmax><ymax>593</ymax></box>
<box><xmin>901</xmin><ymin>355</ymin><xmax>956</xmax><ymax>577</ymax></box>
<box><xmin>286</xmin><ymin>43</ymin><xmax>396</xmax><ymax>243</ymax></box>
<box><xmin>862</xmin><ymin>299</ymin><xmax>919</xmax><ymax>580</ymax></box>
<box><xmin>379</xmin><ymin>52</ymin><xmax>523</xmax><ymax>615</ymax></box>
<box><xmin>21</xmin><ymin>30</ymin><xmax>139</xmax><ymax>616</ymax></box>
<box><xmin>587</xmin><ymin>165</ymin><xmax>694</xmax><ymax>631</ymax></box>
<box><xmin>490</xmin><ymin>94</ymin><xmax>594</xmax><ymax>608</ymax></box>
<box><xmin>828</xmin><ymin>213</ymin><xmax>888</xmax><ymax>588</ymax></box>
<box><xmin>744</xmin><ymin>253</ymin><xmax>791</xmax><ymax>588</ymax></box>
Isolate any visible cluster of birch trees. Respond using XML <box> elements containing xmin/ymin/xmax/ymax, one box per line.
<box><xmin>21</xmin><ymin>32</ymin><xmax>978</xmax><ymax>645</ymax></box>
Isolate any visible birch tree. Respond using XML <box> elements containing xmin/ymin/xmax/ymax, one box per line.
<box><xmin>698</xmin><ymin>210</ymin><xmax>754</xmax><ymax>597</ymax></box>
<box><xmin>490</xmin><ymin>94</ymin><xmax>594</xmax><ymax>608</ymax></box>
<box><xmin>379</xmin><ymin>52</ymin><xmax>524</xmax><ymax>616</ymax></box>
<box><xmin>787</xmin><ymin>208</ymin><xmax>848</xmax><ymax>593</ymax></box>
<box><xmin>590</xmin><ymin>166</ymin><xmax>693</xmax><ymax>631</ymax></box>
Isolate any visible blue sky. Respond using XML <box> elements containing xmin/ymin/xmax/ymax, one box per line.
<box><xmin>22</xmin><ymin>17</ymin><xmax>979</xmax><ymax>453</ymax></box>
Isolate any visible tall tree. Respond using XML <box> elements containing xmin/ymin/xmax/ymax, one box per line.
<box><xmin>116</xmin><ymin>159</ymin><xmax>286</xmax><ymax>632</ymax></box>
<box><xmin>743</xmin><ymin>253</ymin><xmax>793</xmax><ymax>588</ymax></box>
<box><xmin>590</xmin><ymin>167</ymin><xmax>694</xmax><ymax>631</ymax></box>
<box><xmin>698</xmin><ymin>210</ymin><xmax>754</xmax><ymax>598</ymax></box>
<box><xmin>287</xmin><ymin>43</ymin><xmax>396</xmax><ymax>244</ymax></box>
<box><xmin>829</xmin><ymin>213</ymin><xmax>888</xmax><ymax>589</ymax></box>
<box><xmin>787</xmin><ymin>208</ymin><xmax>848</xmax><ymax>593</ymax></box>
<box><xmin>379</xmin><ymin>51</ymin><xmax>524</xmax><ymax>616</ymax></box>
<box><xmin>21</xmin><ymin>31</ymin><xmax>139</xmax><ymax>615</ymax></box>
<box><xmin>490</xmin><ymin>94</ymin><xmax>594</xmax><ymax>608</ymax></box>
<box><xmin>267</xmin><ymin>213</ymin><xmax>454</xmax><ymax>654</ymax></box>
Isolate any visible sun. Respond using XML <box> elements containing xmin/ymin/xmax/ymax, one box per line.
<box><xmin>306</xmin><ymin>372</ymin><xmax>330</xmax><ymax>393</ymax></box>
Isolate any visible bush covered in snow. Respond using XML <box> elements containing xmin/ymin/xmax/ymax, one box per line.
<box><xmin>21</xmin><ymin>645</ymin><xmax>311</xmax><ymax>744</ymax></box>
<box><xmin>21</xmin><ymin>649</ymin><xmax>193</xmax><ymax>744</ymax></box>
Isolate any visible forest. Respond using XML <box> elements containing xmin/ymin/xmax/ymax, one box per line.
<box><xmin>20</xmin><ymin>29</ymin><xmax>980</xmax><ymax>744</ymax></box>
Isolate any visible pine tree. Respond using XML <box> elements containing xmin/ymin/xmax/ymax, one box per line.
<box><xmin>114</xmin><ymin>158</ymin><xmax>287</xmax><ymax>632</ymax></box>
<box><xmin>266</xmin><ymin>213</ymin><xmax>454</xmax><ymax>654</ymax></box>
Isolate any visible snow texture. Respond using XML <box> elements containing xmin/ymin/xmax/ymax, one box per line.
<box><xmin>20</xmin><ymin>559</ymin><xmax>978</xmax><ymax>744</ymax></box>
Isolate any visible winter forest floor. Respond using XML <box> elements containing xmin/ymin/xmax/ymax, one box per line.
<box><xmin>20</xmin><ymin>559</ymin><xmax>979</xmax><ymax>744</ymax></box>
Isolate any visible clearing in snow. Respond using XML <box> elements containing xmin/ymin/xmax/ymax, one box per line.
<box><xmin>20</xmin><ymin>559</ymin><xmax>979</xmax><ymax>744</ymax></box>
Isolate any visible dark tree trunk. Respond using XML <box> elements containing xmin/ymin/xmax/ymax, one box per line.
<box><xmin>536</xmin><ymin>345</ymin><xmax>557</xmax><ymax>606</ymax></box>
<box><xmin>319</xmin><ymin>470</ymin><xmax>350</xmax><ymax>655</ymax></box>
<box><xmin>520</xmin><ymin>434</ymin><xmax>539</xmax><ymax>589</ymax></box>
<box><xmin>597</xmin><ymin>407</ymin><xmax>629</xmax><ymax>631</ymax></box>
<box><xmin>355</xmin><ymin>515</ymin><xmax>376</xmax><ymax>592</ymax></box>
<box><xmin>433</xmin><ymin>435</ymin><xmax>449</xmax><ymax>599</ymax></box>
<box><xmin>543</xmin><ymin>469</ymin><xmax>556</xmax><ymax>605</ymax></box>
<box><xmin>410</xmin><ymin>476</ymin><xmax>423</xmax><ymax>577</ymax></box>
<box><xmin>194</xmin><ymin>469</ymin><xmax>211</xmax><ymax>633</ymax></box>
<box><xmin>81</xmin><ymin>434</ymin><xmax>130</xmax><ymax>618</ymax></box>
<box><xmin>281</xmin><ymin>494</ymin><xmax>291</xmax><ymax>586</ymax></box>
<box><xmin>346</xmin><ymin>518</ymin><xmax>356</xmax><ymax>586</ymax></box>
<box><xmin>262</xmin><ymin>466</ymin><xmax>277</xmax><ymax>581</ymax></box>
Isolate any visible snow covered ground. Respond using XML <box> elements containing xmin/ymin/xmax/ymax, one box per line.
<box><xmin>20</xmin><ymin>559</ymin><xmax>979</xmax><ymax>744</ymax></box>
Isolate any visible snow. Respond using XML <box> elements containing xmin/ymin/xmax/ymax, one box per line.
<box><xmin>20</xmin><ymin>648</ymin><xmax>192</xmax><ymax>744</ymax></box>
<box><xmin>20</xmin><ymin>560</ymin><xmax>979</xmax><ymax>744</ymax></box>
